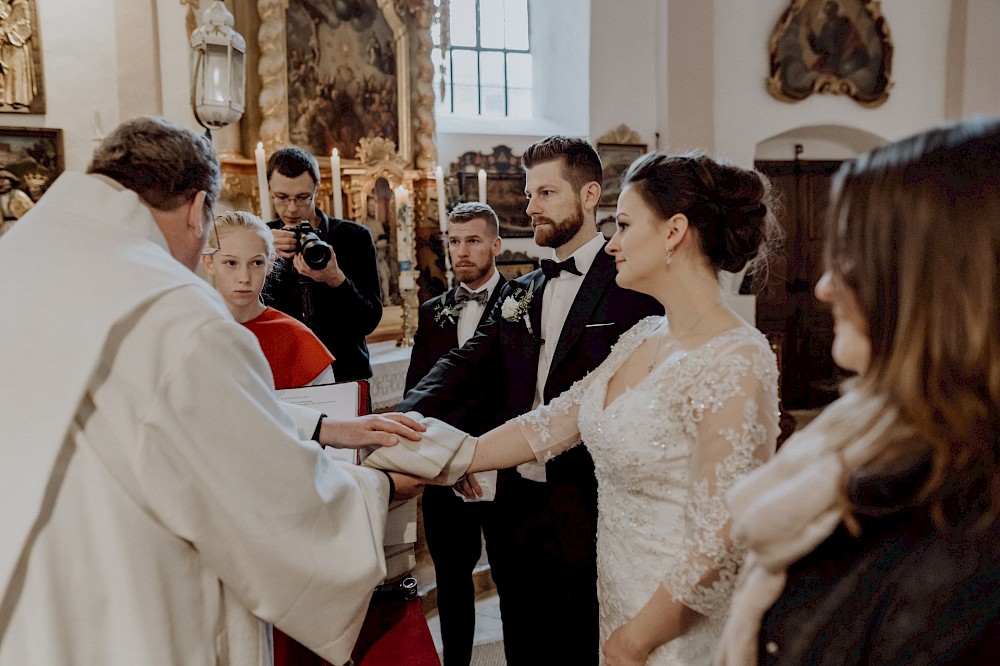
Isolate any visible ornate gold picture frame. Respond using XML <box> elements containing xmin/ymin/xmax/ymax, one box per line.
<box><xmin>256</xmin><ymin>0</ymin><xmax>437</xmax><ymax>169</ymax></box>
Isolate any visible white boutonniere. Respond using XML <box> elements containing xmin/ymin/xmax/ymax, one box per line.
<box><xmin>500</xmin><ymin>281</ymin><xmax>535</xmax><ymax>335</ymax></box>
<box><xmin>433</xmin><ymin>298</ymin><xmax>464</xmax><ymax>327</ymax></box>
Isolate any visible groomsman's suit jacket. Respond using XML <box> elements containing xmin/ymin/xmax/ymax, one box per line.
<box><xmin>405</xmin><ymin>277</ymin><xmax>509</xmax><ymax>433</ymax></box>
<box><xmin>400</xmin><ymin>245</ymin><xmax>663</xmax><ymax>663</ymax></box>
<box><xmin>404</xmin><ymin>277</ymin><xmax>507</xmax><ymax>665</ymax></box>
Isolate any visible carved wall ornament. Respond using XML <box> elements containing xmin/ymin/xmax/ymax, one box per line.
<box><xmin>0</xmin><ymin>0</ymin><xmax>46</xmax><ymax>114</ymax></box>
<box><xmin>767</xmin><ymin>0</ymin><xmax>893</xmax><ymax>107</ymax></box>
<box><xmin>596</xmin><ymin>124</ymin><xmax>644</xmax><ymax>146</ymax></box>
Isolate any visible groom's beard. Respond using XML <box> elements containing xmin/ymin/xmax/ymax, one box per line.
<box><xmin>532</xmin><ymin>199</ymin><xmax>585</xmax><ymax>249</ymax></box>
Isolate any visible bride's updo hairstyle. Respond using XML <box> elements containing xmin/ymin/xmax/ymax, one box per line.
<box><xmin>620</xmin><ymin>151</ymin><xmax>780</xmax><ymax>277</ymax></box>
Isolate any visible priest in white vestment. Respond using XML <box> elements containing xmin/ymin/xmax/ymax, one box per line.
<box><xmin>0</xmin><ymin>117</ymin><xmax>432</xmax><ymax>665</ymax></box>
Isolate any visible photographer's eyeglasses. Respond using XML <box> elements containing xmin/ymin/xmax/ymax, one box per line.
<box><xmin>272</xmin><ymin>193</ymin><xmax>315</xmax><ymax>208</ymax></box>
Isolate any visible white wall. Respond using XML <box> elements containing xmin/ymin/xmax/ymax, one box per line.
<box><xmin>712</xmin><ymin>0</ymin><xmax>954</xmax><ymax>165</ymax></box>
<box><xmin>588</xmin><ymin>0</ymin><xmax>659</xmax><ymax>148</ymax></box>
<box><xmin>12</xmin><ymin>0</ymin><xmax>196</xmax><ymax>172</ymax></box>
<box><xmin>16</xmin><ymin>0</ymin><xmax>119</xmax><ymax>172</ymax></box>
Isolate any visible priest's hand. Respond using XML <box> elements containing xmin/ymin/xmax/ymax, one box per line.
<box><xmin>319</xmin><ymin>413</ymin><xmax>425</xmax><ymax>450</ymax></box>
<box><xmin>389</xmin><ymin>472</ymin><xmax>426</xmax><ymax>500</ymax></box>
<box><xmin>292</xmin><ymin>251</ymin><xmax>347</xmax><ymax>288</ymax></box>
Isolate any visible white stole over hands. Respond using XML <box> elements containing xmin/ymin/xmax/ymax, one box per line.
<box><xmin>0</xmin><ymin>173</ymin><xmax>211</xmax><ymax>605</ymax></box>
<box><xmin>361</xmin><ymin>414</ymin><xmax>478</xmax><ymax>484</ymax></box>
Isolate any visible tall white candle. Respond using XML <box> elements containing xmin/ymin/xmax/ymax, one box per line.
<box><xmin>395</xmin><ymin>185</ymin><xmax>415</xmax><ymax>290</ymax></box>
<box><xmin>436</xmin><ymin>166</ymin><xmax>448</xmax><ymax>233</ymax></box>
<box><xmin>331</xmin><ymin>148</ymin><xmax>343</xmax><ymax>219</ymax></box>
<box><xmin>395</xmin><ymin>185</ymin><xmax>412</xmax><ymax>262</ymax></box>
<box><xmin>478</xmin><ymin>169</ymin><xmax>487</xmax><ymax>204</ymax></box>
<box><xmin>254</xmin><ymin>142</ymin><xmax>273</xmax><ymax>221</ymax></box>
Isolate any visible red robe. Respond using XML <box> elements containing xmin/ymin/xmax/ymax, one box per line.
<box><xmin>242</xmin><ymin>307</ymin><xmax>334</xmax><ymax>390</ymax></box>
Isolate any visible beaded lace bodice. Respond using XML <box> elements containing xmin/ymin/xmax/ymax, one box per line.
<box><xmin>516</xmin><ymin>316</ymin><xmax>779</xmax><ymax>663</ymax></box>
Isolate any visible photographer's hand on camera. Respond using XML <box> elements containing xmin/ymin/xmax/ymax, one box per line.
<box><xmin>271</xmin><ymin>227</ymin><xmax>298</xmax><ymax>259</ymax></box>
<box><xmin>292</xmin><ymin>251</ymin><xmax>346</xmax><ymax>288</ymax></box>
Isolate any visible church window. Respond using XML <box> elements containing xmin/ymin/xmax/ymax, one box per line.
<box><xmin>433</xmin><ymin>0</ymin><xmax>533</xmax><ymax>119</ymax></box>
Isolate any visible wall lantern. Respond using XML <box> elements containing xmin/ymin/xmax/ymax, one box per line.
<box><xmin>190</xmin><ymin>1</ymin><xmax>246</xmax><ymax>132</ymax></box>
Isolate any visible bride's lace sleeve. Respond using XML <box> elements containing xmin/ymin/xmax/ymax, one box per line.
<box><xmin>513</xmin><ymin>316</ymin><xmax>661</xmax><ymax>463</ymax></box>
<box><xmin>514</xmin><ymin>373</ymin><xmax>592</xmax><ymax>462</ymax></box>
<box><xmin>662</xmin><ymin>337</ymin><xmax>780</xmax><ymax>620</ymax></box>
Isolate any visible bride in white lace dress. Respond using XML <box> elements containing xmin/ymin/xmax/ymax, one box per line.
<box><xmin>434</xmin><ymin>151</ymin><xmax>784</xmax><ymax>664</ymax></box>
<box><xmin>512</xmin><ymin>314</ymin><xmax>778</xmax><ymax>664</ymax></box>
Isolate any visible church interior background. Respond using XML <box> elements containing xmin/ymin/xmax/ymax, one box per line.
<box><xmin>6</xmin><ymin>0</ymin><xmax>1000</xmax><ymax>659</ymax></box>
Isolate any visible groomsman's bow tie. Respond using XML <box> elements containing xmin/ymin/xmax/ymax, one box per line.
<box><xmin>455</xmin><ymin>286</ymin><xmax>489</xmax><ymax>305</ymax></box>
<box><xmin>541</xmin><ymin>256</ymin><xmax>583</xmax><ymax>279</ymax></box>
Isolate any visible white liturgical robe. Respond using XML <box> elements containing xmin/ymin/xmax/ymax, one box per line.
<box><xmin>0</xmin><ymin>173</ymin><xmax>391</xmax><ymax>665</ymax></box>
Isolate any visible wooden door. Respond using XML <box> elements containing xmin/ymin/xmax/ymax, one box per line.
<box><xmin>755</xmin><ymin>160</ymin><xmax>847</xmax><ymax>409</ymax></box>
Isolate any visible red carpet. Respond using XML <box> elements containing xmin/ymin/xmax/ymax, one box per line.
<box><xmin>274</xmin><ymin>598</ymin><xmax>439</xmax><ymax>666</ymax></box>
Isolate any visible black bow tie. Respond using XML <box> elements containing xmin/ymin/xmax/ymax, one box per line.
<box><xmin>455</xmin><ymin>285</ymin><xmax>489</xmax><ymax>306</ymax></box>
<box><xmin>541</xmin><ymin>257</ymin><xmax>583</xmax><ymax>279</ymax></box>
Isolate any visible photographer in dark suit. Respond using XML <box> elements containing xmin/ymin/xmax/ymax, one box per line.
<box><xmin>405</xmin><ymin>202</ymin><xmax>508</xmax><ymax>665</ymax></box>
<box><xmin>265</xmin><ymin>147</ymin><xmax>382</xmax><ymax>381</ymax></box>
<box><xmin>401</xmin><ymin>137</ymin><xmax>663</xmax><ymax>665</ymax></box>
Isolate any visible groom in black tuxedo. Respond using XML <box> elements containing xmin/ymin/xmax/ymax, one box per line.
<box><xmin>404</xmin><ymin>203</ymin><xmax>508</xmax><ymax>666</ymax></box>
<box><xmin>401</xmin><ymin>137</ymin><xmax>662</xmax><ymax>664</ymax></box>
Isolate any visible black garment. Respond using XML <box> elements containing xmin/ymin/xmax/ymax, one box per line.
<box><xmin>759</xmin><ymin>454</ymin><xmax>1000</xmax><ymax>665</ymax></box>
<box><xmin>265</xmin><ymin>210</ymin><xmax>382</xmax><ymax>381</ymax></box>
<box><xmin>405</xmin><ymin>279</ymin><xmax>507</xmax><ymax>666</ymax></box>
<box><xmin>400</xmin><ymin>247</ymin><xmax>663</xmax><ymax>665</ymax></box>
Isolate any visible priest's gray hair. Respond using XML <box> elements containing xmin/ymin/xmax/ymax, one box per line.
<box><xmin>87</xmin><ymin>116</ymin><xmax>222</xmax><ymax>213</ymax></box>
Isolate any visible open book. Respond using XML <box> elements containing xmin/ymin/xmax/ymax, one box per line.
<box><xmin>277</xmin><ymin>381</ymin><xmax>366</xmax><ymax>464</ymax></box>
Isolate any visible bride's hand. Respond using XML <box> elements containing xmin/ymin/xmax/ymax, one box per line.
<box><xmin>602</xmin><ymin>621</ymin><xmax>651</xmax><ymax>666</ymax></box>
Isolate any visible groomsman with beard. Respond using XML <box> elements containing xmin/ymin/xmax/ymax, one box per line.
<box><xmin>405</xmin><ymin>202</ymin><xmax>508</xmax><ymax>665</ymax></box>
<box><xmin>401</xmin><ymin>137</ymin><xmax>662</xmax><ymax>665</ymax></box>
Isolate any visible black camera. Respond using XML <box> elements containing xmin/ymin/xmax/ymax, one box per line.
<box><xmin>290</xmin><ymin>221</ymin><xmax>332</xmax><ymax>270</ymax></box>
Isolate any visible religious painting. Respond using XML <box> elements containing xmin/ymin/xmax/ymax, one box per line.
<box><xmin>0</xmin><ymin>0</ymin><xmax>44</xmax><ymax>114</ymax></box>
<box><xmin>456</xmin><ymin>171</ymin><xmax>532</xmax><ymax>238</ymax></box>
<box><xmin>0</xmin><ymin>126</ymin><xmax>62</xmax><ymax>238</ymax></box>
<box><xmin>496</xmin><ymin>250</ymin><xmax>538</xmax><ymax>280</ymax></box>
<box><xmin>450</xmin><ymin>145</ymin><xmax>531</xmax><ymax>238</ymax></box>
<box><xmin>597</xmin><ymin>142</ymin><xmax>645</xmax><ymax>208</ymax></box>
<box><xmin>286</xmin><ymin>0</ymin><xmax>399</xmax><ymax>160</ymax></box>
<box><xmin>767</xmin><ymin>0</ymin><xmax>893</xmax><ymax>107</ymax></box>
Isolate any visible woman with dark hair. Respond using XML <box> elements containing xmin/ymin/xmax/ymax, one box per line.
<box><xmin>378</xmin><ymin>151</ymin><xmax>783</xmax><ymax>663</ymax></box>
<box><xmin>717</xmin><ymin>117</ymin><xmax>1000</xmax><ymax>665</ymax></box>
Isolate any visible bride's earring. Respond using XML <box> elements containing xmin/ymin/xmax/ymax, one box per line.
<box><xmin>665</xmin><ymin>246</ymin><xmax>674</xmax><ymax>265</ymax></box>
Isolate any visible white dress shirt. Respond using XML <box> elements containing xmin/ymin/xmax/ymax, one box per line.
<box><xmin>519</xmin><ymin>232</ymin><xmax>606</xmax><ymax>482</ymax></box>
<box><xmin>456</xmin><ymin>267</ymin><xmax>501</xmax><ymax>347</ymax></box>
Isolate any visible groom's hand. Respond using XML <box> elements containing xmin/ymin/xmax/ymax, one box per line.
<box><xmin>318</xmin><ymin>413</ymin><xmax>425</xmax><ymax>449</ymax></box>
<box><xmin>452</xmin><ymin>474</ymin><xmax>484</xmax><ymax>500</ymax></box>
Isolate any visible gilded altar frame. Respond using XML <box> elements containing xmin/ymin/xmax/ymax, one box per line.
<box><xmin>193</xmin><ymin>0</ymin><xmax>441</xmax><ymax>342</ymax></box>
<box><xmin>253</xmin><ymin>0</ymin><xmax>438</xmax><ymax>168</ymax></box>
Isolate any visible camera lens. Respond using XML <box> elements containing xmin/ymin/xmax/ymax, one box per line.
<box><xmin>301</xmin><ymin>238</ymin><xmax>332</xmax><ymax>269</ymax></box>
<box><xmin>293</xmin><ymin>222</ymin><xmax>332</xmax><ymax>269</ymax></box>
